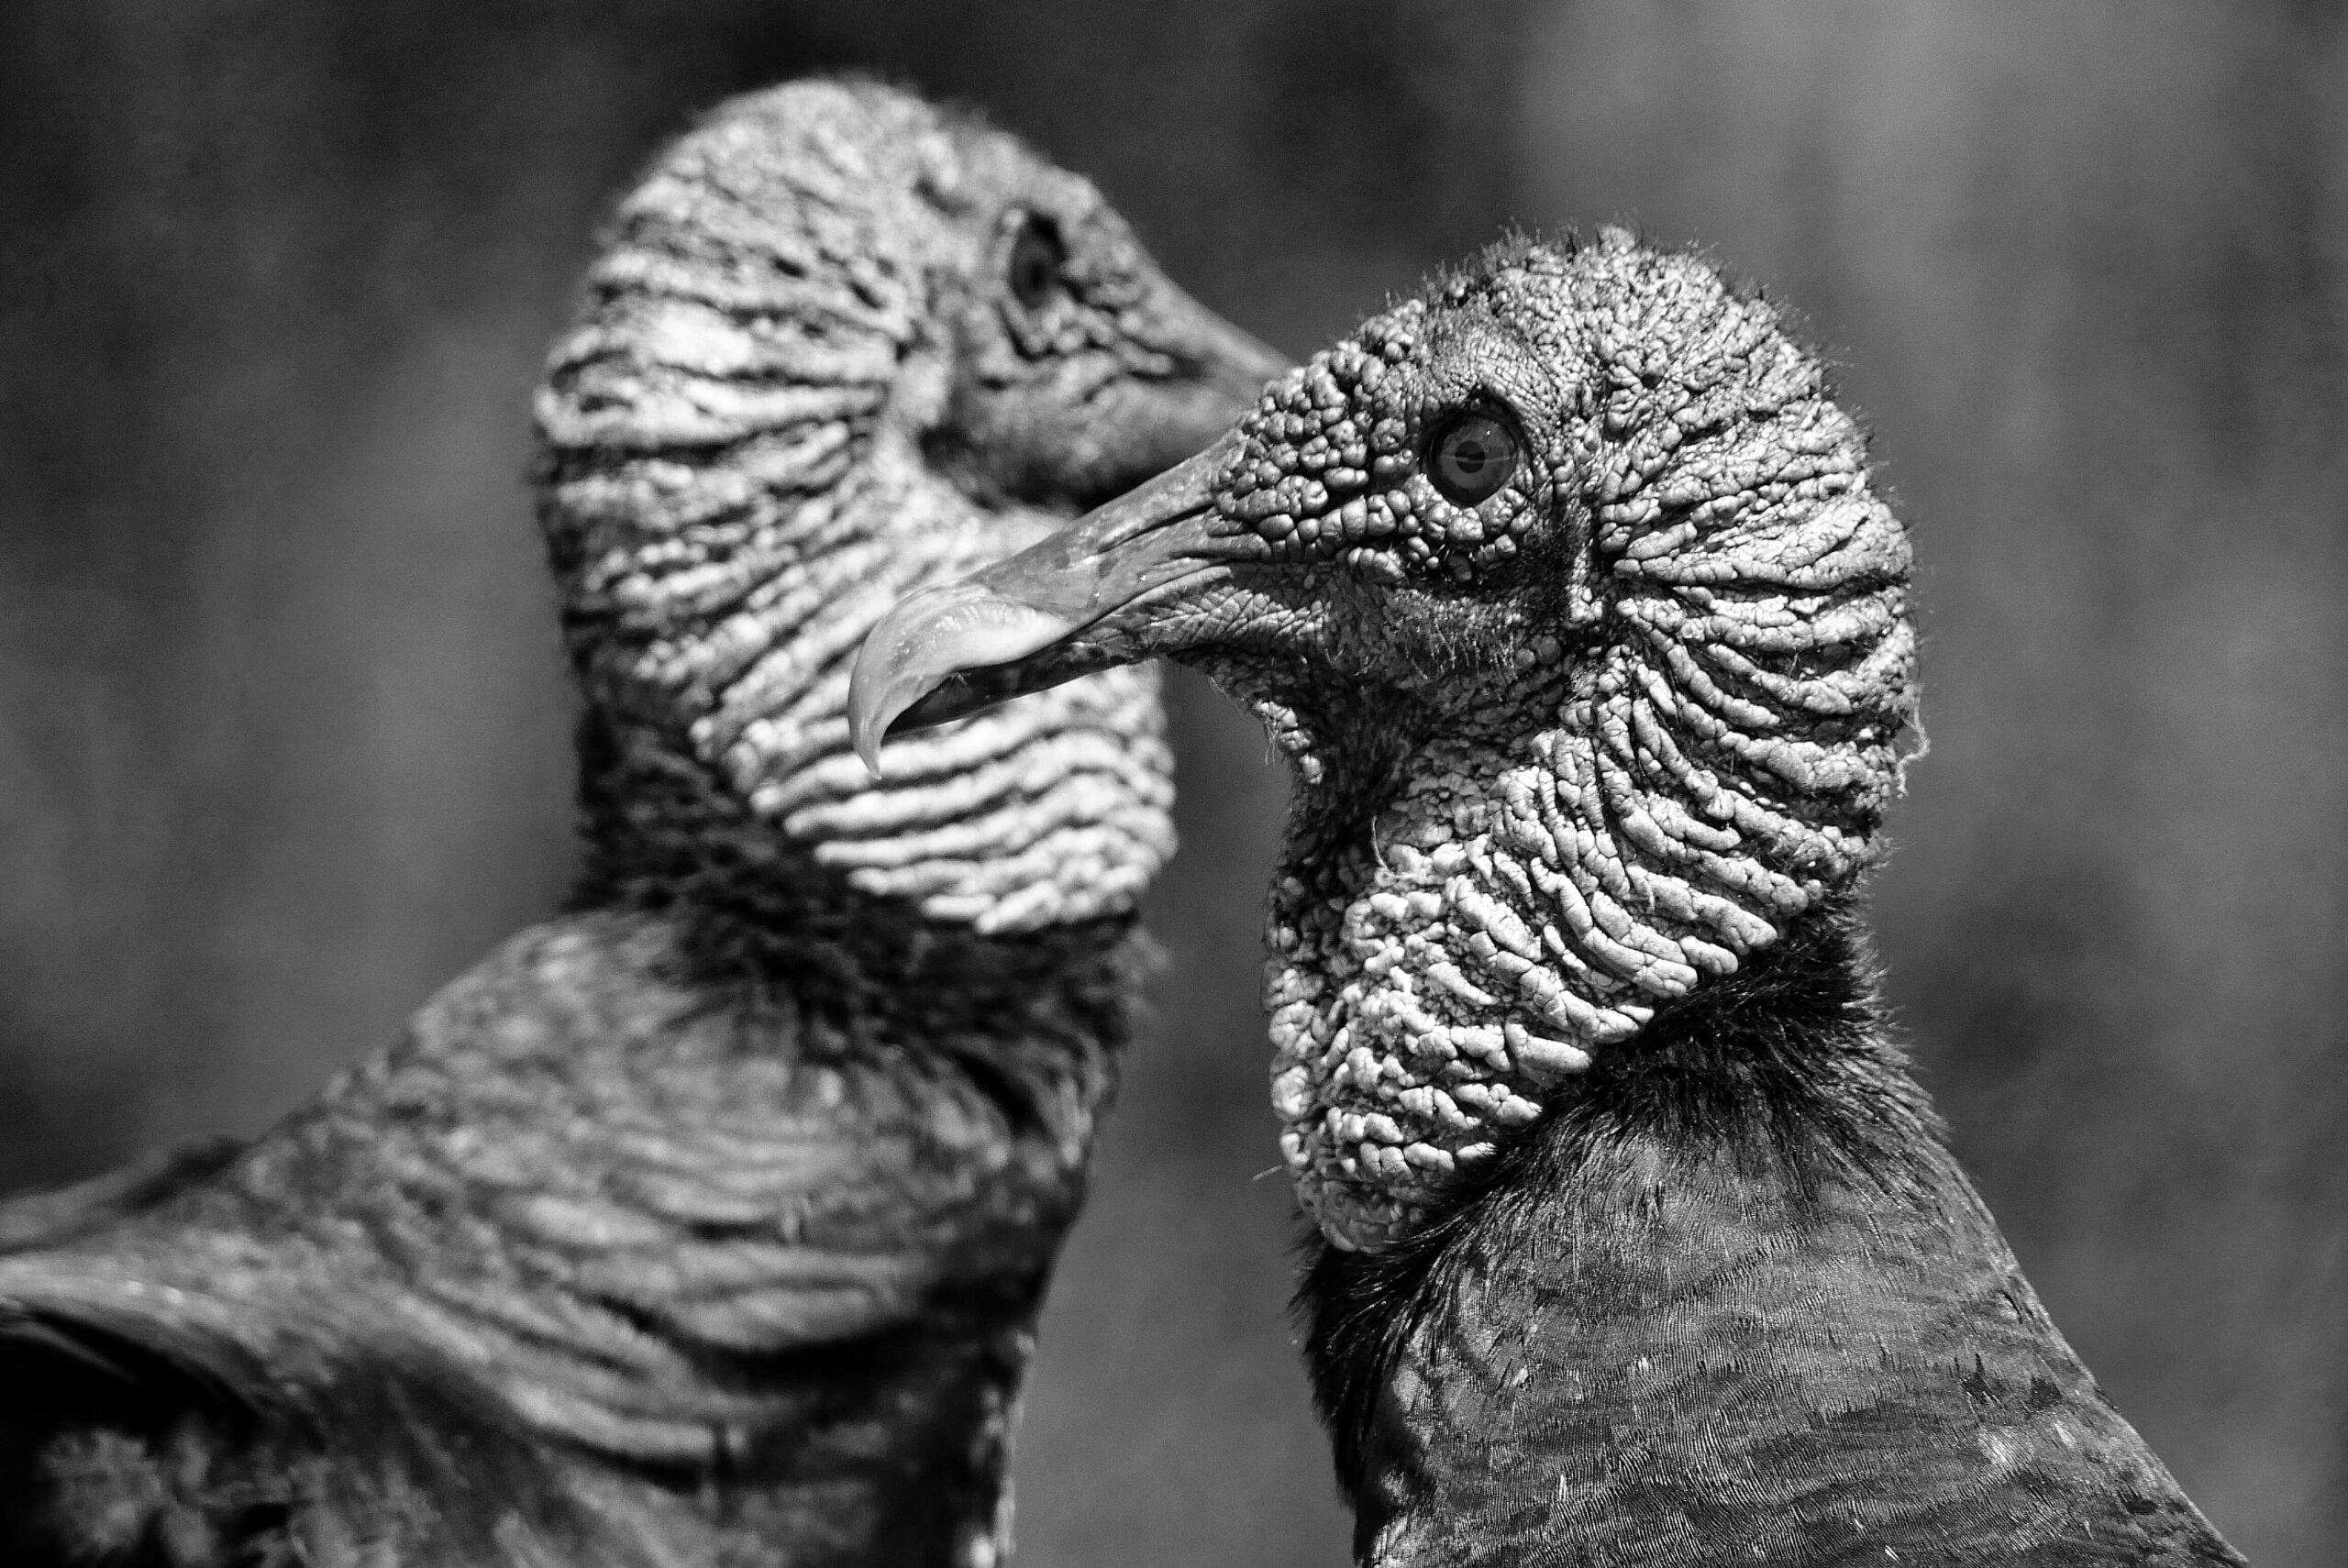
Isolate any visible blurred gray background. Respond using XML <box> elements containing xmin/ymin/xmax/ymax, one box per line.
<box><xmin>0</xmin><ymin>2</ymin><xmax>2342</xmax><ymax>1562</ymax></box>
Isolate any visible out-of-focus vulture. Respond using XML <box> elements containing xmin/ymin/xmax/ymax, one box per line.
<box><xmin>854</xmin><ymin>229</ymin><xmax>2249</xmax><ymax>1566</ymax></box>
<box><xmin>0</xmin><ymin>77</ymin><xmax>1279</xmax><ymax>1568</ymax></box>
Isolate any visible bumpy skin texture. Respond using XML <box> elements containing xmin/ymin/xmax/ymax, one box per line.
<box><xmin>1217</xmin><ymin>244</ymin><xmax>1914</xmax><ymax>1247</ymax></box>
<box><xmin>0</xmin><ymin>78</ymin><xmax>1275</xmax><ymax>1568</ymax></box>
<box><xmin>857</xmin><ymin>229</ymin><xmax>2246</xmax><ymax>1564</ymax></box>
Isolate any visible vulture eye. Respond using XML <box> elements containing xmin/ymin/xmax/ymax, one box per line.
<box><xmin>1007</xmin><ymin>214</ymin><xmax>1067</xmax><ymax>310</ymax></box>
<box><xmin>1427</xmin><ymin>409</ymin><xmax>1521</xmax><ymax>506</ymax></box>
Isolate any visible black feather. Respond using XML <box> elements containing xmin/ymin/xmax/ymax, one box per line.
<box><xmin>1299</xmin><ymin>911</ymin><xmax>2244</xmax><ymax>1565</ymax></box>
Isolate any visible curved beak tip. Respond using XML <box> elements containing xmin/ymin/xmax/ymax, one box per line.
<box><xmin>845</xmin><ymin>694</ymin><xmax>890</xmax><ymax>780</ymax></box>
<box><xmin>847</xmin><ymin>582</ymin><xmax>1082</xmax><ymax>775</ymax></box>
<box><xmin>850</xmin><ymin>720</ymin><xmax>888</xmax><ymax>781</ymax></box>
<box><xmin>847</xmin><ymin>434</ymin><xmax>1250</xmax><ymax>781</ymax></box>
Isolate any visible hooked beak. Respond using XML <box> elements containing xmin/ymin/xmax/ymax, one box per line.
<box><xmin>1163</xmin><ymin>282</ymin><xmax>1287</xmax><ymax>416</ymax></box>
<box><xmin>1087</xmin><ymin>293</ymin><xmax>1285</xmax><ymax>491</ymax></box>
<box><xmin>848</xmin><ymin>430</ymin><xmax>1254</xmax><ymax>773</ymax></box>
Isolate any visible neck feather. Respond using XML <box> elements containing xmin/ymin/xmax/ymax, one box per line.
<box><xmin>158</xmin><ymin>906</ymin><xmax>1145</xmax><ymax>1472</ymax></box>
<box><xmin>1297</xmin><ymin>913</ymin><xmax>2240</xmax><ymax>1564</ymax></box>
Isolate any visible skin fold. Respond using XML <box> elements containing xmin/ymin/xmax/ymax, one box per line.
<box><xmin>852</xmin><ymin>228</ymin><xmax>2247</xmax><ymax>1566</ymax></box>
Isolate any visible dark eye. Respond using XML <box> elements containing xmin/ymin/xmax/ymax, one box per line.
<box><xmin>1427</xmin><ymin>409</ymin><xmax>1521</xmax><ymax>506</ymax></box>
<box><xmin>1007</xmin><ymin>214</ymin><xmax>1067</xmax><ymax>310</ymax></box>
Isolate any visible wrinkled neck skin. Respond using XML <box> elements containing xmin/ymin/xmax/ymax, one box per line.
<box><xmin>1253</xmin><ymin>662</ymin><xmax>2234</xmax><ymax>1564</ymax></box>
<box><xmin>1251</xmin><ymin>609</ymin><xmax>1891</xmax><ymax>1252</ymax></box>
<box><xmin>552</xmin><ymin>434</ymin><xmax>1172</xmax><ymax>1037</ymax></box>
<box><xmin>534</xmin><ymin>100</ymin><xmax>1178</xmax><ymax>999</ymax></box>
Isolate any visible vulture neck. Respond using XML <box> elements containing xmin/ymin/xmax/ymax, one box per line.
<box><xmin>566</xmin><ymin>693</ymin><xmax>1138</xmax><ymax>1025</ymax></box>
<box><xmin>1297</xmin><ymin>912</ymin><xmax>2237</xmax><ymax>1562</ymax></box>
<box><xmin>555</xmin><ymin>441</ymin><xmax>1158</xmax><ymax>1010</ymax></box>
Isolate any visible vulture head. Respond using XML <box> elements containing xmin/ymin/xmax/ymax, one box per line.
<box><xmin>537</xmin><ymin>78</ymin><xmax>1282</xmax><ymax>938</ymax></box>
<box><xmin>855</xmin><ymin>228</ymin><xmax>1918</xmax><ymax>1248</ymax></box>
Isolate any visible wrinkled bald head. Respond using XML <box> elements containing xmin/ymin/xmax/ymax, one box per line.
<box><xmin>856</xmin><ymin>228</ymin><xmax>1918</xmax><ymax>1242</ymax></box>
<box><xmin>537</xmin><ymin>79</ymin><xmax>1281</xmax><ymax>934</ymax></box>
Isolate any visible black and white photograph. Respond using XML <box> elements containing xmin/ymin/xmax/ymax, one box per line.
<box><xmin>0</xmin><ymin>5</ymin><xmax>2340</xmax><ymax>1564</ymax></box>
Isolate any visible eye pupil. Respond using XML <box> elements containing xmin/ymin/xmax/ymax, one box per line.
<box><xmin>1429</xmin><ymin>411</ymin><xmax>1520</xmax><ymax>504</ymax></box>
<box><xmin>1008</xmin><ymin>215</ymin><xmax>1066</xmax><ymax>310</ymax></box>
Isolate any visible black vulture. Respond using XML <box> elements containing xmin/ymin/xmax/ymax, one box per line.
<box><xmin>853</xmin><ymin>229</ymin><xmax>2249</xmax><ymax>1565</ymax></box>
<box><xmin>0</xmin><ymin>77</ymin><xmax>1280</xmax><ymax>1568</ymax></box>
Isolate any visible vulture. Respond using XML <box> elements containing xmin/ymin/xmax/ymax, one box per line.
<box><xmin>0</xmin><ymin>78</ymin><xmax>1279</xmax><ymax>1567</ymax></box>
<box><xmin>853</xmin><ymin>229</ymin><xmax>2250</xmax><ymax>1565</ymax></box>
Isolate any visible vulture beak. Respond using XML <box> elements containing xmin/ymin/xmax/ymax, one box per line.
<box><xmin>849</xmin><ymin>429</ymin><xmax>1255</xmax><ymax>774</ymax></box>
<box><xmin>1065</xmin><ymin>298</ymin><xmax>1283</xmax><ymax>510</ymax></box>
<box><xmin>1163</xmin><ymin>292</ymin><xmax>1288</xmax><ymax>427</ymax></box>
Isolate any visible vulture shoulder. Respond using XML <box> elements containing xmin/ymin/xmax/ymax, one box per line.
<box><xmin>0</xmin><ymin>907</ymin><xmax>1123</xmax><ymax>1568</ymax></box>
